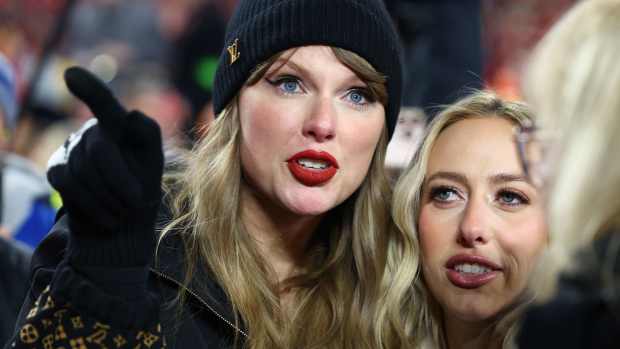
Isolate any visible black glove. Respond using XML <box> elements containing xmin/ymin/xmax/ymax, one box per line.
<box><xmin>47</xmin><ymin>67</ymin><xmax>164</xmax><ymax>268</ymax></box>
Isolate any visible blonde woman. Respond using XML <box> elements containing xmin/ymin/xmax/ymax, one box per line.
<box><xmin>393</xmin><ymin>91</ymin><xmax>547</xmax><ymax>349</ymax></box>
<box><xmin>516</xmin><ymin>0</ymin><xmax>620</xmax><ymax>347</ymax></box>
<box><xmin>6</xmin><ymin>1</ymin><xmax>417</xmax><ymax>348</ymax></box>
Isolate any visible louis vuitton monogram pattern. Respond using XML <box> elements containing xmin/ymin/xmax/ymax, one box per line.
<box><xmin>10</xmin><ymin>285</ymin><xmax>166</xmax><ymax>348</ymax></box>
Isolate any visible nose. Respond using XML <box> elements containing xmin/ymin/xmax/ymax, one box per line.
<box><xmin>302</xmin><ymin>96</ymin><xmax>336</xmax><ymax>142</ymax></box>
<box><xmin>457</xmin><ymin>199</ymin><xmax>492</xmax><ymax>247</ymax></box>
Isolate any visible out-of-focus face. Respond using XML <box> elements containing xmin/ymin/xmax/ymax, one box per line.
<box><xmin>418</xmin><ymin>117</ymin><xmax>547</xmax><ymax>323</ymax></box>
<box><xmin>513</xmin><ymin>122</ymin><xmax>561</xmax><ymax>190</ymax></box>
<box><xmin>238</xmin><ymin>45</ymin><xmax>385</xmax><ymax>217</ymax></box>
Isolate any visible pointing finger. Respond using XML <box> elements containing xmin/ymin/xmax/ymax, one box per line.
<box><xmin>64</xmin><ymin>66</ymin><xmax>126</xmax><ymax>141</ymax></box>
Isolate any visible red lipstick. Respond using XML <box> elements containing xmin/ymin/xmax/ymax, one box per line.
<box><xmin>287</xmin><ymin>150</ymin><xmax>339</xmax><ymax>186</ymax></box>
<box><xmin>445</xmin><ymin>254</ymin><xmax>503</xmax><ymax>289</ymax></box>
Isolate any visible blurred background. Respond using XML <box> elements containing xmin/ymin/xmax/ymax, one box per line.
<box><xmin>0</xmin><ymin>0</ymin><xmax>577</xmax><ymax>248</ymax></box>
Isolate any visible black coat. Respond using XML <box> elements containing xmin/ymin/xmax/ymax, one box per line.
<box><xmin>0</xmin><ymin>238</ymin><xmax>32</xmax><ymax>347</ymax></box>
<box><xmin>518</xmin><ymin>234</ymin><xmax>620</xmax><ymax>348</ymax></box>
<box><xmin>4</xmin><ymin>215</ymin><xmax>246</xmax><ymax>348</ymax></box>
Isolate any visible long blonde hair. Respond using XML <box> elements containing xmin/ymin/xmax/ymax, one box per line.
<box><xmin>523</xmin><ymin>0</ymin><xmax>620</xmax><ymax>300</ymax></box>
<box><xmin>392</xmin><ymin>91</ymin><xmax>535</xmax><ymax>348</ymax></box>
<box><xmin>161</xmin><ymin>47</ymin><xmax>416</xmax><ymax>349</ymax></box>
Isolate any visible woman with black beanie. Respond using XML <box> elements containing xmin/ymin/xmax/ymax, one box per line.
<box><xmin>5</xmin><ymin>1</ymin><xmax>417</xmax><ymax>348</ymax></box>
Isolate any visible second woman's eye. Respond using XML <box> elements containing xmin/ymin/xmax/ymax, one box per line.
<box><xmin>497</xmin><ymin>190</ymin><xmax>529</xmax><ymax>207</ymax></box>
<box><xmin>429</xmin><ymin>186</ymin><xmax>461</xmax><ymax>204</ymax></box>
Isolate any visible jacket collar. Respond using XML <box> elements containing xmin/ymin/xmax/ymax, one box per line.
<box><xmin>153</xmin><ymin>231</ymin><xmax>247</xmax><ymax>337</ymax></box>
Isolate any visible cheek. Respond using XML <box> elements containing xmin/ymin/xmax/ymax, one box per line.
<box><xmin>238</xmin><ymin>97</ymin><xmax>297</xmax><ymax>170</ymax></box>
<box><xmin>239</xmin><ymin>119</ymin><xmax>271</xmax><ymax>181</ymax></box>
<box><xmin>240</xmin><ymin>104</ymin><xmax>277</xmax><ymax>149</ymax></box>
<box><xmin>502</xmin><ymin>212</ymin><xmax>548</xmax><ymax>275</ymax></box>
<box><xmin>418</xmin><ymin>206</ymin><xmax>451</xmax><ymax>266</ymax></box>
<box><xmin>340</xmin><ymin>116</ymin><xmax>384</xmax><ymax>184</ymax></box>
<box><xmin>418</xmin><ymin>208</ymin><xmax>450</xmax><ymax>300</ymax></box>
<box><xmin>238</xmin><ymin>100</ymin><xmax>287</xmax><ymax>190</ymax></box>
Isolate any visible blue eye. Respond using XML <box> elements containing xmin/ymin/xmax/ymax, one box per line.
<box><xmin>266</xmin><ymin>76</ymin><xmax>303</xmax><ymax>95</ymax></box>
<box><xmin>350</xmin><ymin>91</ymin><xmax>364</xmax><ymax>103</ymax></box>
<box><xmin>430</xmin><ymin>186</ymin><xmax>460</xmax><ymax>203</ymax></box>
<box><xmin>282</xmin><ymin>80</ymin><xmax>299</xmax><ymax>93</ymax></box>
<box><xmin>497</xmin><ymin>190</ymin><xmax>528</xmax><ymax>206</ymax></box>
<box><xmin>346</xmin><ymin>89</ymin><xmax>370</xmax><ymax>105</ymax></box>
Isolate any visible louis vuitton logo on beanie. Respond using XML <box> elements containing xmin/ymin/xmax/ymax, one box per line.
<box><xmin>227</xmin><ymin>39</ymin><xmax>240</xmax><ymax>65</ymax></box>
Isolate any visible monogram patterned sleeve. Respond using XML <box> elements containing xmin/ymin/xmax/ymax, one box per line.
<box><xmin>8</xmin><ymin>285</ymin><xmax>165</xmax><ymax>349</ymax></box>
<box><xmin>4</xmin><ymin>211</ymin><xmax>164</xmax><ymax>349</ymax></box>
<box><xmin>7</xmin><ymin>268</ymin><xmax>165</xmax><ymax>349</ymax></box>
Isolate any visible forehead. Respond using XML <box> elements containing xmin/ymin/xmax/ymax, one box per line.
<box><xmin>277</xmin><ymin>45</ymin><xmax>337</xmax><ymax>64</ymax></box>
<box><xmin>269</xmin><ymin>46</ymin><xmax>360</xmax><ymax>79</ymax></box>
<box><xmin>427</xmin><ymin>117</ymin><xmax>523</xmax><ymax>177</ymax></box>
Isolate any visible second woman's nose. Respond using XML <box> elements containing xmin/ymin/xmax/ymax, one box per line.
<box><xmin>457</xmin><ymin>200</ymin><xmax>493</xmax><ymax>247</ymax></box>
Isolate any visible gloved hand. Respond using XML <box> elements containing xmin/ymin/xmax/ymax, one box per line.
<box><xmin>47</xmin><ymin>67</ymin><xmax>164</xmax><ymax>268</ymax></box>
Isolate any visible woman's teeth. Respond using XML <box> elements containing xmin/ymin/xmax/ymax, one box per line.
<box><xmin>297</xmin><ymin>158</ymin><xmax>329</xmax><ymax>169</ymax></box>
<box><xmin>454</xmin><ymin>263</ymin><xmax>492</xmax><ymax>274</ymax></box>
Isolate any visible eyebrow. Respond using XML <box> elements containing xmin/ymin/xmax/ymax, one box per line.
<box><xmin>425</xmin><ymin>171</ymin><xmax>529</xmax><ymax>186</ymax></box>
<box><xmin>269</xmin><ymin>58</ymin><xmax>367</xmax><ymax>87</ymax></box>
<box><xmin>269</xmin><ymin>58</ymin><xmax>310</xmax><ymax>78</ymax></box>
<box><xmin>425</xmin><ymin>171</ymin><xmax>468</xmax><ymax>187</ymax></box>
<box><xmin>489</xmin><ymin>173</ymin><xmax>529</xmax><ymax>185</ymax></box>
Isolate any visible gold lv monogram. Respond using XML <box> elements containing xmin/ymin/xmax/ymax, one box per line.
<box><xmin>227</xmin><ymin>38</ymin><xmax>241</xmax><ymax>65</ymax></box>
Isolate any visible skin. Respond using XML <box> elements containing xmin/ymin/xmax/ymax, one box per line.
<box><xmin>237</xmin><ymin>45</ymin><xmax>385</xmax><ymax>282</ymax></box>
<box><xmin>418</xmin><ymin>117</ymin><xmax>547</xmax><ymax>348</ymax></box>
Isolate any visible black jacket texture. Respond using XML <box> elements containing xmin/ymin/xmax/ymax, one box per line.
<box><xmin>518</xmin><ymin>234</ymin><xmax>620</xmax><ymax>348</ymax></box>
<box><xmin>4</xmin><ymin>214</ymin><xmax>246</xmax><ymax>348</ymax></box>
<box><xmin>0</xmin><ymin>238</ymin><xmax>32</xmax><ymax>347</ymax></box>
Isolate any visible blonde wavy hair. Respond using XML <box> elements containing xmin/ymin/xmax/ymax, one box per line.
<box><xmin>523</xmin><ymin>0</ymin><xmax>620</xmax><ymax>300</ymax></box>
<box><xmin>160</xmin><ymin>47</ymin><xmax>417</xmax><ymax>349</ymax></box>
<box><xmin>392</xmin><ymin>91</ymin><xmax>535</xmax><ymax>349</ymax></box>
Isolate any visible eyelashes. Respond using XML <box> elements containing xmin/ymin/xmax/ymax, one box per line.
<box><xmin>496</xmin><ymin>188</ymin><xmax>530</xmax><ymax>206</ymax></box>
<box><xmin>345</xmin><ymin>88</ymin><xmax>377</xmax><ymax>106</ymax></box>
<box><xmin>264</xmin><ymin>74</ymin><xmax>377</xmax><ymax>108</ymax></box>
<box><xmin>265</xmin><ymin>75</ymin><xmax>304</xmax><ymax>95</ymax></box>
<box><xmin>428</xmin><ymin>185</ymin><xmax>530</xmax><ymax>208</ymax></box>
<box><xmin>429</xmin><ymin>186</ymin><xmax>461</xmax><ymax>204</ymax></box>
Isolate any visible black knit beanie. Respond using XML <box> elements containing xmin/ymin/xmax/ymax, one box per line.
<box><xmin>212</xmin><ymin>0</ymin><xmax>403</xmax><ymax>140</ymax></box>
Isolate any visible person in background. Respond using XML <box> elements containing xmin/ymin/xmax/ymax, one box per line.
<box><xmin>6</xmin><ymin>0</ymin><xmax>417</xmax><ymax>348</ymax></box>
<box><xmin>393</xmin><ymin>91</ymin><xmax>546</xmax><ymax>348</ymax></box>
<box><xmin>0</xmin><ymin>53</ymin><xmax>56</xmax><ymax>248</ymax></box>
<box><xmin>385</xmin><ymin>0</ymin><xmax>483</xmax><ymax>120</ymax></box>
<box><xmin>170</xmin><ymin>0</ymin><xmax>228</xmax><ymax>138</ymax></box>
<box><xmin>0</xmin><ymin>237</ymin><xmax>31</xmax><ymax>349</ymax></box>
<box><xmin>517</xmin><ymin>0</ymin><xmax>620</xmax><ymax>347</ymax></box>
<box><xmin>0</xmin><ymin>52</ymin><xmax>34</xmax><ymax>348</ymax></box>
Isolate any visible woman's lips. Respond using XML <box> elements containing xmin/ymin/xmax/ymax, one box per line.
<box><xmin>287</xmin><ymin>150</ymin><xmax>339</xmax><ymax>186</ymax></box>
<box><xmin>445</xmin><ymin>254</ymin><xmax>503</xmax><ymax>290</ymax></box>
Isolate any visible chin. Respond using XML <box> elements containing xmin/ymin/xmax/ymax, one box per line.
<box><xmin>449</xmin><ymin>303</ymin><xmax>501</xmax><ymax>323</ymax></box>
<box><xmin>282</xmin><ymin>191</ymin><xmax>340</xmax><ymax>217</ymax></box>
<box><xmin>286</xmin><ymin>199</ymin><xmax>335</xmax><ymax>216</ymax></box>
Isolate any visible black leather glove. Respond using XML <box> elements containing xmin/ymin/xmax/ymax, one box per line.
<box><xmin>47</xmin><ymin>67</ymin><xmax>164</xmax><ymax>268</ymax></box>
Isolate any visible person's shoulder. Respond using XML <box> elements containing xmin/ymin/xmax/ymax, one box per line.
<box><xmin>1</xmin><ymin>153</ymin><xmax>50</xmax><ymax>191</ymax></box>
<box><xmin>0</xmin><ymin>237</ymin><xmax>32</xmax><ymax>275</ymax></box>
